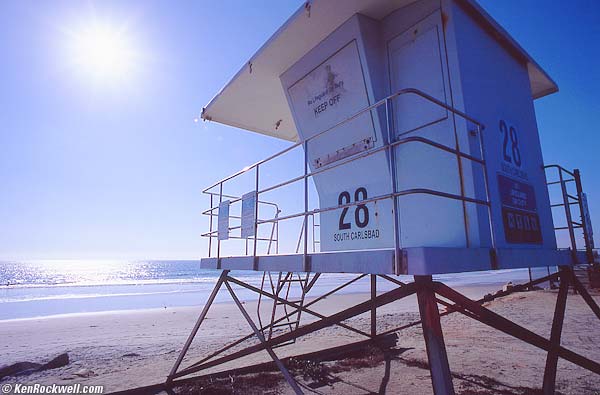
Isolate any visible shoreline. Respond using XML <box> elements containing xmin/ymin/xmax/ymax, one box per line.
<box><xmin>0</xmin><ymin>280</ymin><xmax>509</xmax><ymax>322</ymax></box>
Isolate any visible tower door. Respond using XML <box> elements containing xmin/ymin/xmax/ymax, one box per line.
<box><xmin>387</xmin><ymin>12</ymin><xmax>468</xmax><ymax>248</ymax></box>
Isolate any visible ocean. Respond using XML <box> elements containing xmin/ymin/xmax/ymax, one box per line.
<box><xmin>0</xmin><ymin>260</ymin><xmax>551</xmax><ymax>321</ymax></box>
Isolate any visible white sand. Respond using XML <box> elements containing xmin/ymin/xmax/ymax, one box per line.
<box><xmin>1</xmin><ymin>282</ymin><xmax>598</xmax><ymax>394</ymax></box>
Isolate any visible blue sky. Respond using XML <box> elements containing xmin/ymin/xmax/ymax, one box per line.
<box><xmin>0</xmin><ymin>0</ymin><xmax>598</xmax><ymax>260</ymax></box>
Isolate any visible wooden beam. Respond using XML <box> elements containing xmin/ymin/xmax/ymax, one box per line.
<box><xmin>542</xmin><ymin>268</ymin><xmax>570</xmax><ymax>394</ymax></box>
<box><xmin>415</xmin><ymin>276</ymin><xmax>455</xmax><ymax>395</ymax></box>
<box><xmin>432</xmin><ymin>281</ymin><xmax>600</xmax><ymax>375</ymax></box>
<box><xmin>174</xmin><ymin>282</ymin><xmax>417</xmax><ymax>378</ymax></box>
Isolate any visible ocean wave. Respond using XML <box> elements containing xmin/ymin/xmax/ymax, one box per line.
<box><xmin>0</xmin><ymin>288</ymin><xmax>209</xmax><ymax>303</ymax></box>
<box><xmin>0</xmin><ymin>276</ymin><xmax>227</xmax><ymax>290</ymax></box>
<box><xmin>0</xmin><ymin>273</ymin><xmax>360</xmax><ymax>289</ymax></box>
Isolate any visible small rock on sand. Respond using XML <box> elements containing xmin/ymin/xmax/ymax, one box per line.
<box><xmin>41</xmin><ymin>353</ymin><xmax>69</xmax><ymax>370</ymax></box>
<box><xmin>74</xmin><ymin>368</ymin><xmax>96</xmax><ymax>378</ymax></box>
<box><xmin>0</xmin><ymin>353</ymin><xmax>69</xmax><ymax>379</ymax></box>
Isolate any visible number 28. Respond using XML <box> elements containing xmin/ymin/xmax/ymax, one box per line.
<box><xmin>500</xmin><ymin>120</ymin><xmax>522</xmax><ymax>167</ymax></box>
<box><xmin>338</xmin><ymin>187</ymin><xmax>369</xmax><ymax>230</ymax></box>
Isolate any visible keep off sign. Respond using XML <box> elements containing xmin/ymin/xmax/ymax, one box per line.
<box><xmin>287</xmin><ymin>41</ymin><xmax>394</xmax><ymax>252</ymax></box>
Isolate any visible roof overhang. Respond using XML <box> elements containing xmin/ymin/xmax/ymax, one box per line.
<box><xmin>201</xmin><ymin>0</ymin><xmax>558</xmax><ymax>142</ymax></box>
<box><xmin>454</xmin><ymin>0</ymin><xmax>558</xmax><ymax>99</ymax></box>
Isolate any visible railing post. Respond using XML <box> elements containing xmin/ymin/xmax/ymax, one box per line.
<box><xmin>217</xmin><ymin>182</ymin><xmax>223</xmax><ymax>266</ymax></box>
<box><xmin>475</xmin><ymin>124</ymin><xmax>495</xmax><ymax>250</ymax></box>
<box><xmin>303</xmin><ymin>140</ymin><xmax>310</xmax><ymax>272</ymax></box>
<box><xmin>253</xmin><ymin>165</ymin><xmax>260</xmax><ymax>270</ymax></box>
<box><xmin>208</xmin><ymin>193</ymin><xmax>214</xmax><ymax>257</ymax></box>
<box><xmin>385</xmin><ymin>97</ymin><xmax>402</xmax><ymax>274</ymax></box>
<box><xmin>574</xmin><ymin>169</ymin><xmax>593</xmax><ymax>263</ymax></box>
<box><xmin>276</xmin><ymin>215</ymin><xmax>280</xmax><ymax>255</ymax></box>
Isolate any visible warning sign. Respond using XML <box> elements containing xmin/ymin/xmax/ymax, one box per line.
<box><xmin>498</xmin><ymin>174</ymin><xmax>542</xmax><ymax>244</ymax></box>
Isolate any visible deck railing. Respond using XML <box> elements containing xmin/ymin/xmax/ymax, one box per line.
<box><xmin>201</xmin><ymin>88</ymin><xmax>490</xmax><ymax>273</ymax></box>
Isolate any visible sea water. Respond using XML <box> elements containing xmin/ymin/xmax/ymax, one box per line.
<box><xmin>0</xmin><ymin>260</ymin><xmax>550</xmax><ymax>321</ymax></box>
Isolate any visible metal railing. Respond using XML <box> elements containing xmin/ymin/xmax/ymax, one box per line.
<box><xmin>202</xmin><ymin>191</ymin><xmax>281</xmax><ymax>257</ymax></box>
<box><xmin>545</xmin><ymin>165</ymin><xmax>595</xmax><ymax>263</ymax></box>
<box><xmin>202</xmin><ymin>88</ymin><xmax>491</xmax><ymax>273</ymax></box>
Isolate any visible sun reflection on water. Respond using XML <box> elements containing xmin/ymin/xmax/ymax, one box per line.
<box><xmin>0</xmin><ymin>260</ymin><xmax>199</xmax><ymax>287</ymax></box>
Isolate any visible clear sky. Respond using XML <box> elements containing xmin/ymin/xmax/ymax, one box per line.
<box><xmin>0</xmin><ymin>0</ymin><xmax>598</xmax><ymax>260</ymax></box>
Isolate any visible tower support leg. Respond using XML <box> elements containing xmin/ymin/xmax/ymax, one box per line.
<box><xmin>415</xmin><ymin>275</ymin><xmax>455</xmax><ymax>395</ymax></box>
<box><xmin>371</xmin><ymin>274</ymin><xmax>377</xmax><ymax>338</ymax></box>
<box><xmin>542</xmin><ymin>267</ymin><xmax>570</xmax><ymax>394</ymax></box>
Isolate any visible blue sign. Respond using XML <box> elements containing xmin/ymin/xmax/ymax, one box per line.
<box><xmin>498</xmin><ymin>174</ymin><xmax>537</xmax><ymax>212</ymax></box>
<box><xmin>502</xmin><ymin>207</ymin><xmax>542</xmax><ymax>244</ymax></box>
<box><xmin>498</xmin><ymin>174</ymin><xmax>542</xmax><ymax>244</ymax></box>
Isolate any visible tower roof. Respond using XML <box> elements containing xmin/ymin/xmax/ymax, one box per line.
<box><xmin>201</xmin><ymin>0</ymin><xmax>557</xmax><ymax>142</ymax></box>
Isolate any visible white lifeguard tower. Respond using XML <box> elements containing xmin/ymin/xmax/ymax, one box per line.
<box><xmin>166</xmin><ymin>1</ymin><xmax>599</xmax><ymax>394</ymax></box>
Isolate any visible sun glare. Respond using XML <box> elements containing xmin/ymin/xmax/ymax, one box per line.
<box><xmin>69</xmin><ymin>24</ymin><xmax>136</xmax><ymax>83</ymax></box>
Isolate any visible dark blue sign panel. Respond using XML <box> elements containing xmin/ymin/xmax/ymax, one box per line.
<box><xmin>502</xmin><ymin>207</ymin><xmax>543</xmax><ymax>244</ymax></box>
<box><xmin>498</xmin><ymin>174</ymin><xmax>537</xmax><ymax>212</ymax></box>
<box><xmin>498</xmin><ymin>174</ymin><xmax>542</xmax><ymax>244</ymax></box>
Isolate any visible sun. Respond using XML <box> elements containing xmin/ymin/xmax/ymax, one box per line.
<box><xmin>69</xmin><ymin>23</ymin><xmax>136</xmax><ymax>83</ymax></box>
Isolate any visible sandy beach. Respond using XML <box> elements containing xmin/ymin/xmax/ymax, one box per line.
<box><xmin>1</xmin><ymin>280</ymin><xmax>599</xmax><ymax>394</ymax></box>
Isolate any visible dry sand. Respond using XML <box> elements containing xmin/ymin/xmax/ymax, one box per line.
<box><xmin>0</xmin><ymin>282</ymin><xmax>599</xmax><ymax>394</ymax></box>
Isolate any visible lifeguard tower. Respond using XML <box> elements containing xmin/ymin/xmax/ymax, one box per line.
<box><xmin>167</xmin><ymin>1</ymin><xmax>599</xmax><ymax>394</ymax></box>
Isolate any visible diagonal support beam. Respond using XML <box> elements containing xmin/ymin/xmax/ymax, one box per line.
<box><xmin>224</xmin><ymin>280</ymin><xmax>303</xmax><ymax>395</ymax></box>
<box><xmin>542</xmin><ymin>267</ymin><xmax>570</xmax><ymax>394</ymax></box>
<box><xmin>174</xmin><ymin>282</ymin><xmax>417</xmax><ymax>378</ymax></box>
<box><xmin>474</xmin><ymin>271</ymin><xmax>561</xmax><ymax>304</ymax></box>
<box><xmin>378</xmin><ymin>274</ymin><xmax>406</xmax><ymax>287</ymax></box>
<box><xmin>305</xmin><ymin>272</ymin><xmax>321</xmax><ymax>293</ymax></box>
<box><xmin>570</xmin><ymin>269</ymin><xmax>600</xmax><ymax>320</ymax></box>
<box><xmin>167</xmin><ymin>270</ymin><xmax>229</xmax><ymax>382</ymax></box>
<box><xmin>181</xmin><ymin>273</ymin><xmax>368</xmax><ymax>373</ymax></box>
<box><xmin>375</xmin><ymin>272</ymin><xmax>560</xmax><ymax>338</ymax></box>
<box><xmin>432</xmin><ymin>281</ymin><xmax>600</xmax><ymax>375</ymax></box>
<box><xmin>226</xmin><ymin>275</ymin><xmax>370</xmax><ymax>337</ymax></box>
